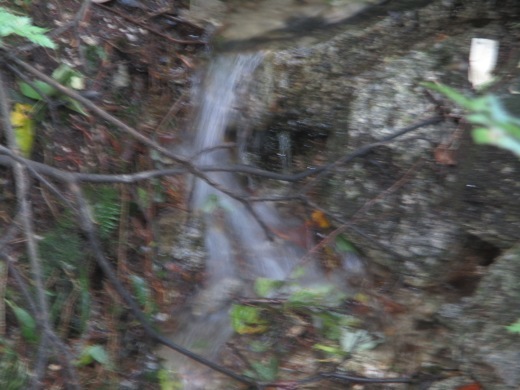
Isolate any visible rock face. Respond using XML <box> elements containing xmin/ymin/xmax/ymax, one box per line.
<box><xmin>163</xmin><ymin>1</ymin><xmax>520</xmax><ymax>387</ymax></box>
<box><xmin>438</xmin><ymin>244</ymin><xmax>520</xmax><ymax>389</ymax></box>
<box><xmin>185</xmin><ymin>0</ymin><xmax>392</xmax><ymax>51</ymax></box>
<box><xmin>238</xmin><ymin>1</ymin><xmax>520</xmax><ymax>387</ymax></box>
<box><xmin>252</xmin><ymin>0</ymin><xmax>520</xmax><ymax>287</ymax></box>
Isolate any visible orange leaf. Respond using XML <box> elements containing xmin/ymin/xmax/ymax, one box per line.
<box><xmin>311</xmin><ymin>210</ymin><xmax>331</xmax><ymax>229</ymax></box>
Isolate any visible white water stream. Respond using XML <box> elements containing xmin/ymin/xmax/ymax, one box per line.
<box><xmin>190</xmin><ymin>53</ymin><xmax>301</xmax><ymax>282</ymax></box>
<box><xmin>157</xmin><ymin>52</ymin><xmax>338</xmax><ymax>389</ymax></box>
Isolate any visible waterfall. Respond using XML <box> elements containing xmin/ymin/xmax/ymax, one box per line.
<box><xmin>157</xmin><ymin>52</ymin><xmax>328</xmax><ymax>388</ymax></box>
<box><xmin>191</xmin><ymin>52</ymin><xmax>305</xmax><ymax>283</ymax></box>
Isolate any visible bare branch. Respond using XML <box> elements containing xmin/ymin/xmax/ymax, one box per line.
<box><xmin>0</xmin><ymin>69</ymin><xmax>81</xmax><ymax>390</ymax></box>
<box><xmin>68</xmin><ymin>181</ymin><xmax>258</xmax><ymax>387</ymax></box>
<box><xmin>1</xmin><ymin>52</ymin><xmax>278</xmax><ymax>238</ymax></box>
<box><xmin>297</xmin><ymin>116</ymin><xmax>442</xmax><ymax>195</ymax></box>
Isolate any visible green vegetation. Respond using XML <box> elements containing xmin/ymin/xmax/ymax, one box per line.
<box><xmin>18</xmin><ymin>63</ymin><xmax>88</xmax><ymax>116</ymax></box>
<box><xmin>423</xmin><ymin>82</ymin><xmax>520</xmax><ymax>157</ymax></box>
<box><xmin>87</xmin><ymin>185</ymin><xmax>121</xmax><ymax>239</ymax></box>
<box><xmin>75</xmin><ymin>344</ymin><xmax>112</xmax><ymax>368</ymax></box>
<box><xmin>230</xmin><ymin>304</ymin><xmax>269</xmax><ymax>335</ymax></box>
<box><xmin>130</xmin><ymin>274</ymin><xmax>158</xmax><ymax>316</ymax></box>
<box><xmin>0</xmin><ymin>340</ymin><xmax>30</xmax><ymax>389</ymax></box>
<box><xmin>5</xmin><ymin>300</ymin><xmax>38</xmax><ymax>343</ymax></box>
<box><xmin>0</xmin><ymin>6</ymin><xmax>56</xmax><ymax>48</ymax></box>
<box><xmin>506</xmin><ymin>319</ymin><xmax>520</xmax><ymax>334</ymax></box>
<box><xmin>230</xmin><ymin>279</ymin><xmax>380</xmax><ymax>381</ymax></box>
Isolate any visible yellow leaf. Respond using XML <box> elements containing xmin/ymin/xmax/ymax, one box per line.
<box><xmin>10</xmin><ymin>103</ymin><xmax>35</xmax><ymax>157</ymax></box>
<box><xmin>311</xmin><ymin>210</ymin><xmax>331</xmax><ymax>229</ymax></box>
<box><xmin>236</xmin><ymin>324</ymin><xmax>269</xmax><ymax>335</ymax></box>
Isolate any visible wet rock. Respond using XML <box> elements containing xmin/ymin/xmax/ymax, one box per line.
<box><xmin>255</xmin><ymin>0</ymin><xmax>520</xmax><ymax>286</ymax></box>
<box><xmin>438</xmin><ymin>244</ymin><xmax>520</xmax><ymax>389</ymax></box>
<box><xmin>184</xmin><ymin>0</ymin><xmax>391</xmax><ymax>51</ymax></box>
<box><xmin>155</xmin><ymin>208</ymin><xmax>206</xmax><ymax>272</ymax></box>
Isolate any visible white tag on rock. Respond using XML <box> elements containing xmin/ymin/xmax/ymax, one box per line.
<box><xmin>468</xmin><ymin>38</ymin><xmax>499</xmax><ymax>89</ymax></box>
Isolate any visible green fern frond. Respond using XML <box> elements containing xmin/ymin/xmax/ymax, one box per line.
<box><xmin>0</xmin><ymin>7</ymin><xmax>56</xmax><ymax>49</ymax></box>
<box><xmin>40</xmin><ymin>227</ymin><xmax>84</xmax><ymax>276</ymax></box>
<box><xmin>0</xmin><ymin>341</ymin><xmax>30</xmax><ymax>389</ymax></box>
<box><xmin>88</xmin><ymin>186</ymin><xmax>121</xmax><ymax>239</ymax></box>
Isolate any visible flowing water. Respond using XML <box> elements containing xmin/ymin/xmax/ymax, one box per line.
<box><xmin>189</xmin><ymin>53</ymin><xmax>303</xmax><ymax>282</ymax></box>
<box><xmin>157</xmin><ymin>52</ymin><xmax>348</xmax><ymax>389</ymax></box>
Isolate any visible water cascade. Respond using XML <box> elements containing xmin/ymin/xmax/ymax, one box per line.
<box><xmin>155</xmin><ymin>52</ymin><xmax>319</xmax><ymax>385</ymax></box>
<box><xmin>190</xmin><ymin>53</ymin><xmax>302</xmax><ymax>283</ymax></box>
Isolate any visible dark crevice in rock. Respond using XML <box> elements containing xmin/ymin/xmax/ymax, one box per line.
<box><xmin>445</xmin><ymin>234</ymin><xmax>501</xmax><ymax>297</ymax></box>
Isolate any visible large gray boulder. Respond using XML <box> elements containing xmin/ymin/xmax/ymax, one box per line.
<box><xmin>252</xmin><ymin>0</ymin><xmax>520</xmax><ymax>287</ymax></box>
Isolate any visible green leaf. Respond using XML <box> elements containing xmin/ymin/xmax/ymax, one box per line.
<box><xmin>472</xmin><ymin>127</ymin><xmax>520</xmax><ymax>156</ymax></box>
<box><xmin>286</xmin><ymin>284</ymin><xmax>346</xmax><ymax>309</ymax></box>
<box><xmin>339</xmin><ymin>328</ymin><xmax>379</xmax><ymax>353</ymax></box>
<box><xmin>129</xmin><ymin>274</ymin><xmax>156</xmax><ymax>314</ymax></box>
<box><xmin>472</xmin><ymin>128</ymin><xmax>493</xmax><ymax>144</ymax></box>
<box><xmin>157</xmin><ymin>368</ymin><xmax>183</xmax><ymax>390</ymax></box>
<box><xmin>5</xmin><ymin>300</ymin><xmax>38</xmax><ymax>343</ymax></box>
<box><xmin>422</xmin><ymin>82</ymin><xmax>473</xmax><ymax>109</ymax></box>
<box><xmin>466</xmin><ymin>113</ymin><xmax>493</xmax><ymax>127</ymax></box>
<box><xmin>62</xmin><ymin>96</ymin><xmax>89</xmax><ymax>116</ymax></box>
<box><xmin>88</xmin><ymin>186</ymin><xmax>120</xmax><ymax>239</ymax></box>
<box><xmin>0</xmin><ymin>343</ymin><xmax>30</xmax><ymax>387</ymax></box>
<box><xmin>494</xmin><ymin>134</ymin><xmax>520</xmax><ymax>156</ymax></box>
<box><xmin>19</xmin><ymin>80</ymin><xmax>57</xmax><ymax>100</ymax></box>
<box><xmin>506</xmin><ymin>319</ymin><xmax>520</xmax><ymax>333</ymax></box>
<box><xmin>312</xmin><ymin>311</ymin><xmax>360</xmax><ymax>340</ymax></box>
<box><xmin>76</xmin><ymin>345</ymin><xmax>112</xmax><ymax>368</ymax></box>
<box><xmin>465</xmin><ymin>95</ymin><xmax>492</xmax><ymax>112</ymax></box>
<box><xmin>424</xmin><ymin>81</ymin><xmax>520</xmax><ymax>158</ymax></box>
<box><xmin>335</xmin><ymin>235</ymin><xmax>358</xmax><ymax>254</ymax></box>
<box><xmin>248</xmin><ymin>358</ymin><xmax>278</xmax><ymax>382</ymax></box>
<box><xmin>312</xmin><ymin>343</ymin><xmax>346</xmax><ymax>356</ymax></box>
<box><xmin>130</xmin><ymin>275</ymin><xmax>149</xmax><ymax>303</ymax></box>
<box><xmin>0</xmin><ymin>7</ymin><xmax>56</xmax><ymax>48</ymax></box>
<box><xmin>254</xmin><ymin>278</ymin><xmax>284</xmax><ymax>298</ymax></box>
<box><xmin>52</xmin><ymin>64</ymin><xmax>80</xmax><ymax>84</ymax></box>
<box><xmin>230</xmin><ymin>304</ymin><xmax>268</xmax><ymax>335</ymax></box>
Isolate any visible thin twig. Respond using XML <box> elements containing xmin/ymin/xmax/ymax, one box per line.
<box><xmin>154</xmin><ymin>90</ymin><xmax>188</xmax><ymax>133</ymax></box>
<box><xmin>0</xmin><ymin>260</ymin><xmax>6</xmax><ymax>336</ymax></box>
<box><xmin>297</xmin><ymin>116</ymin><xmax>442</xmax><ymax>194</ymax></box>
<box><xmin>319</xmin><ymin>371</ymin><xmax>412</xmax><ymax>384</ymax></box>
<box><xmin>31</xmin><ymin>334</ymin><xmax>51</xmax><ymax>390</ymax></box>
<box><xmin>0</xmin><ymin>112</ymin><xmax>441</xmax><ymax>186</ymax></box>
